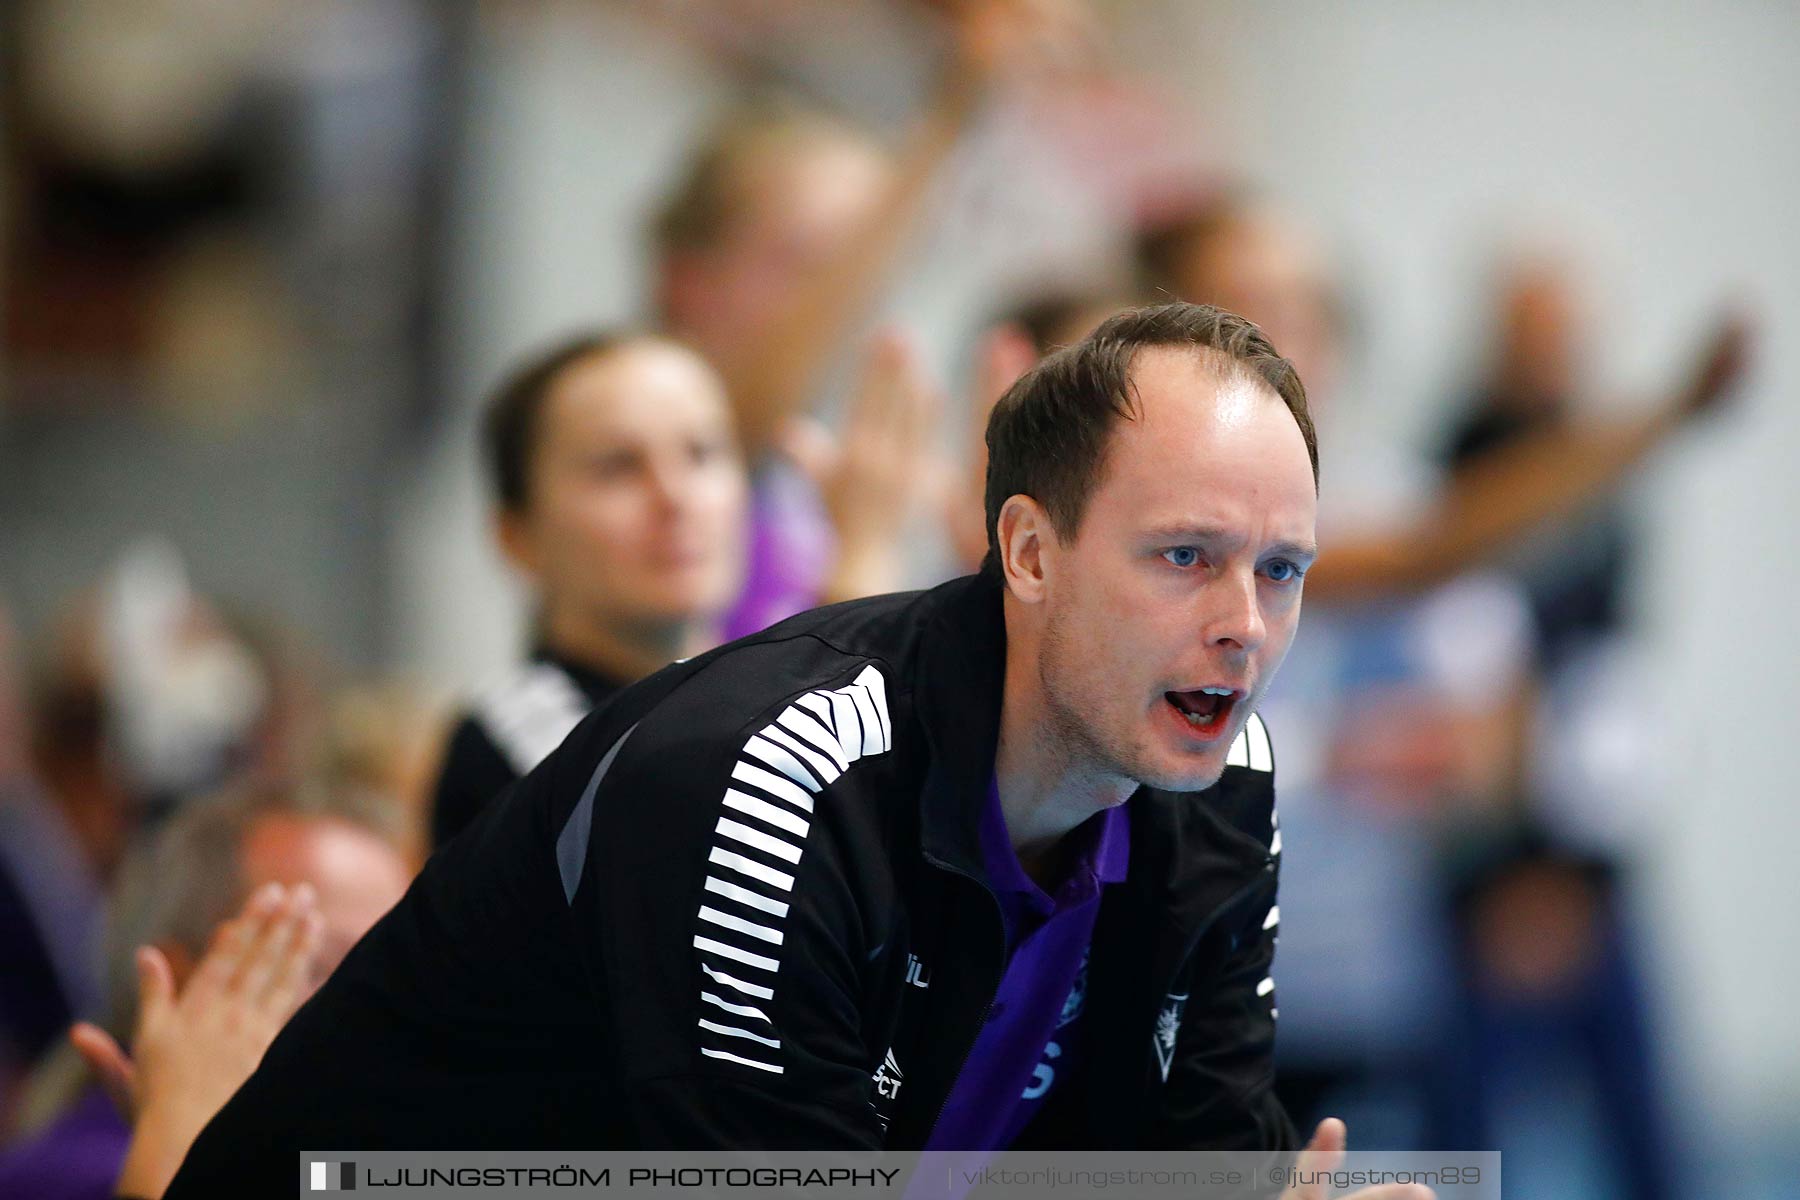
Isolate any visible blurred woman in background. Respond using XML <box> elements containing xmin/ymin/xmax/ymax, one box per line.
<box><xmin>428</xmin><ymin>334</ymin><xmax>749</xmax><ymax>848</ymax></box>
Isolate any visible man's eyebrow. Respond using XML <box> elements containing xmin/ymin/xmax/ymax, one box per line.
<box><xmin>1141</xmin><ymin>523</ymin><xmax>1236</xmax><ymax>543</ymax></box>
<box><xmin>1268</xmin><ymin>540</ymin><xmax>1319</xmax><ymax>562</ymax></box>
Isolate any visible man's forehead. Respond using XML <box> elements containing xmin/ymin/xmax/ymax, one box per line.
<box><xmin>1111</xmin><ymin>348</ymin><xmax>1295</xmax><ymax>454</ymax></box>
<box><xmin>1097</xmin><ymin>347</ymin><xmax>1315</xmax><ymax>524</ymax></box>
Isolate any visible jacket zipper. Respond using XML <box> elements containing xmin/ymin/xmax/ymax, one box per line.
<box><xmin>919</xmin><ymin>852</ymin><xmax>1008</xmax><ymax>1143</ymax></box>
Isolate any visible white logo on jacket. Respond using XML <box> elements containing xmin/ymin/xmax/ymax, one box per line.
<box><xmin>905</xmin><ymin>952</ymin><xmax>931</xmax><ymax>989</ymax></box>
<box><xmin>1153</xmin><ymin>993</ymin><xmax>1188</xmax><ymax>1083</ymax></box>
<box><xmin>872</xmin><ymin>1048</ymin><xmax>903</xmax><ymax>1099</ymax></box>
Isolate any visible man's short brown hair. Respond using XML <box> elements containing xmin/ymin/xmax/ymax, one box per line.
<box><xmin>982</xmin><ymin>302</ymin><xmax>1318</xmax><ymax>573</ymax></box>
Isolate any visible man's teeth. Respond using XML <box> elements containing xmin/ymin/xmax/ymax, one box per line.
<box><xmin>1178</xmin><ymin>694</ymin><xmax>1232</xmax><ymax>725</ymax></box>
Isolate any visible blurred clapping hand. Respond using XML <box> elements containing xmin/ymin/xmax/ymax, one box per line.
<box><xmin>782</xmin><ymin>330</ymin><xmax>945</xmax><ymax>603</ymax></box>
<box><xmin>71</xmin><ymin>882</ymin><xmax>321</xmax><ymax>1200</ymax></box>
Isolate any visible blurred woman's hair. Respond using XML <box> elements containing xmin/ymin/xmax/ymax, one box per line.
<box><xmin>650</xmin><ymin>96</ymin><xmax>880</xmax><ymax>261</ymax></box>
<box><xmin>481</xmin><ymin>331</ymin><xmax>638</xmax><ymax>514</ymax></box>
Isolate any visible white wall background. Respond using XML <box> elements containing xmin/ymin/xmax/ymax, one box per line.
<box><xmin>394</xmin><ymin>0</ymin><xmax>1799</xmax><ymax>1158</ymax></box>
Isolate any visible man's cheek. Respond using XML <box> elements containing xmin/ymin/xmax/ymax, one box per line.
<box><xmin>1095</xmin><ymin>568</ymin><xmax>1150</xmax><ymax>623</ymax></box>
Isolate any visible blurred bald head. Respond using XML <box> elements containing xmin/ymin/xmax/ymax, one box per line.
<box><xmin>238</xmin><ymin>808</ymin><xmax>411</xmax><ymax>994</ymax></box>
<box><xmin>102</xmin><ymin>787</ymin><xmax>412</xmax><ymax>1033</ymax></box>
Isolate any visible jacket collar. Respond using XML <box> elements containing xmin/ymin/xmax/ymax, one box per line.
<box><xmin>910</xmin><ymin>572</ymin><xmax>1275</xmax><ymax>902</ymax></box>
<box><xmin>913</xmin><ymin>572</ymin><xmax>1007</xmax><ymax>878</ymax></box>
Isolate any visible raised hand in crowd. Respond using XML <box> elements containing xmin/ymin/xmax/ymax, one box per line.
<box><xmin>703</xmin><ymin>0</ymin><xmax>1102</xmax><ymax>461</ymax></box>
<box><xmin>1308</xmin><ymin>303</ymin><xmax>1756</xmax><ymax>602</ymax></box>
<box><xmin>1671</xmin><ymin>310</ymin><xmax>1753</xmax><ymax>421</ymax></box>
<box><xmin>781</xmin><ymin>330</ymin><xmax>944</xmax><ymax>603</ymax></box>
<box><xmin>70</xmin><ymin>882</ymin><xmax>322</xmax><ymax>1200</ymax></box>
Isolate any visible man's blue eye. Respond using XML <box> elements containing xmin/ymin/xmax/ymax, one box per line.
<box><xmin>1162</xmin><ymin>547</ymin><xmax>1201</xmax><ymax>568</ymax></box>
<box><xmin>1265</xmin><ymin>559</ymin><xmax>1299</xmax><ymax>583</ymax></box>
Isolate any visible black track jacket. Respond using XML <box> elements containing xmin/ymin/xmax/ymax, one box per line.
<box><xmin>167</xmin><ymin>573</ymin><xmax>1295</xmax><ymax>1194</ymax></box>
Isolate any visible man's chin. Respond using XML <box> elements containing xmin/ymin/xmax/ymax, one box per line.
<box><xmin>1131</xmin><ymin>750</ymin><xmax>1228</xmax><ymax>795</ymax></box>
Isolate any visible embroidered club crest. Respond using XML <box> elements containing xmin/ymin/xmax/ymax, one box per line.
<box><xmin>1057</xmin><ymin>949</ymin><xmax>1090</xmax><ymax>1029</ymax></box>
<box><xmin>1153</xmin><ymin>993</ymin><xmax>1188</xmax><ymax>1082</ymax></box>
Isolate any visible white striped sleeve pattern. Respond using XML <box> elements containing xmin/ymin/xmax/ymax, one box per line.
<box><xmin>1225</xmin><ymin>712</ymin><xmax>1280</xmax><ymax>862</ymax></box>
<box><xmin>1262</xmin><ymin>897</ymin><xmax>1280</xmax><ymax>1020</ymax></box>
<box><xmin>1223</xmin><ymin>711</ymin><xmax>1274</xmax><ymax>774</ymax></box>
<box><xmin>692</xmin><ymin>664</ymin><xmax>891</xmax><ymax>1076</ymax></box>
<box><xmin>1225</xmin><ymin>712</ymin><xmax>1280</xmax><ymax>1019</ymax></box>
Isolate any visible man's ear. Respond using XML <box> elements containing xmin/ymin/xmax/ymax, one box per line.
<box><xmin>494</xmin><ymin>508</ymin><xmax>540</xmax><ymax>582</ymax></box>
<box><xmin>996</xmin><ymin>494</ymin><xmax>1053</xmax><ymax>603</ymax></box>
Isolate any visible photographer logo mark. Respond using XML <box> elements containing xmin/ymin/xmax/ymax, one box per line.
<box><xmin>309</xmin><ymin>1161</ymin><xmax>356</xmax><ymax>1191</ymax></box>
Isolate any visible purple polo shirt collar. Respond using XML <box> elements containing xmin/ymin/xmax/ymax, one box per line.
<box><xmin>977</xmin><ymin>780</ymin><xmax>1131</xmax><ymax>943</ymax></box>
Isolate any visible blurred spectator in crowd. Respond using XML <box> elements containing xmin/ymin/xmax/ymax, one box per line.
<box><xmin>650</xmin><ymin>94</ymin><xmax>931</xmax><ymax>632</ymax></box>
<box><xmin>0</xmin><ymin>546</ymin><xmax>319</xmax><ymax>1122</ymax></box>
<box><xmin>95</xmin><ymin>542</ymin><xmax>287</xmax><ymax>821</ymax></box>
<box><xmin>1439</xmin><ymin>256</ymin><xmax>1630</xmax><ymax>662</ymax></box>
<box><xmin>1136</xmin><ymin>192</ymin><xmax>1748</xmax><ymax>600</ymax></box>
<box><xmin>0</xmin><ymin>606</ymin><xmax>115</xmax><ymax>1124</ymax></box>
<box><xmin>427</xmin><ymin>334</ymin><xmax>749</xmax><ymax>849</ymax></box>
<box><xmin>1437</xmin><ymin>831</ymin><xmax>1679</xmax><ymax>1200</ymax></box>
<box><xmin>939</xmin><ymin>293</ymin><xmax>1116</xmax><ymax>572</ymax></box>
<box><xmin>650</xmin><ymin>0</ymin><xmax>1094</xmax><ymax>632</ymax></box>
<box><xmin>0</xmin><ymin>783</ymin><xmax>411</xmax><ymax>1199</ymax></box>
<box><xmin>1426</xmin><ymin>257</ymin><xmax>1694</xmax><ymax>1199</ymax></box>
<box><xmin>1139</xmin><ymin>195</ymin><xmax>1346</xmax><ymax>413</ymax></box>
<box><xmin>1004</xmin><ymin>289</ymin><xmax>1132</xmax><ymax>357</ymax></box>
<box><xmin>315</xmin><ymin>682</ymin><xmax>445</xmax><ymax>870</ymax></box>
<box><xmin>428</xmin><ymin>327</ymin><xmax>945</xmax><ymax>850</ymax></box>
<box><xmin>1431</xmin><ymin>255</ymin><xmax>1701</xmax><ymax>852</ymax></box>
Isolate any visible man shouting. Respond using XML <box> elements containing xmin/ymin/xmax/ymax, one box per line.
<box><xmin>168</xmin><ymin>305</ymin><xmax>1421</xmax><ymax>1200</ymax></box>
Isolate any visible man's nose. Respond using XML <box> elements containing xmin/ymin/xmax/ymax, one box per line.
<box><xmin>1205</xmin><ymin>568</ymin><xmax>1266</xmax><ymax>653</ymax></box>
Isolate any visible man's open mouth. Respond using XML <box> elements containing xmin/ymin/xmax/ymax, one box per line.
<box><xmin>1164</xmin><ymin>687</ymin><xmax>1239</xmax><ymax>737</ymax></box>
